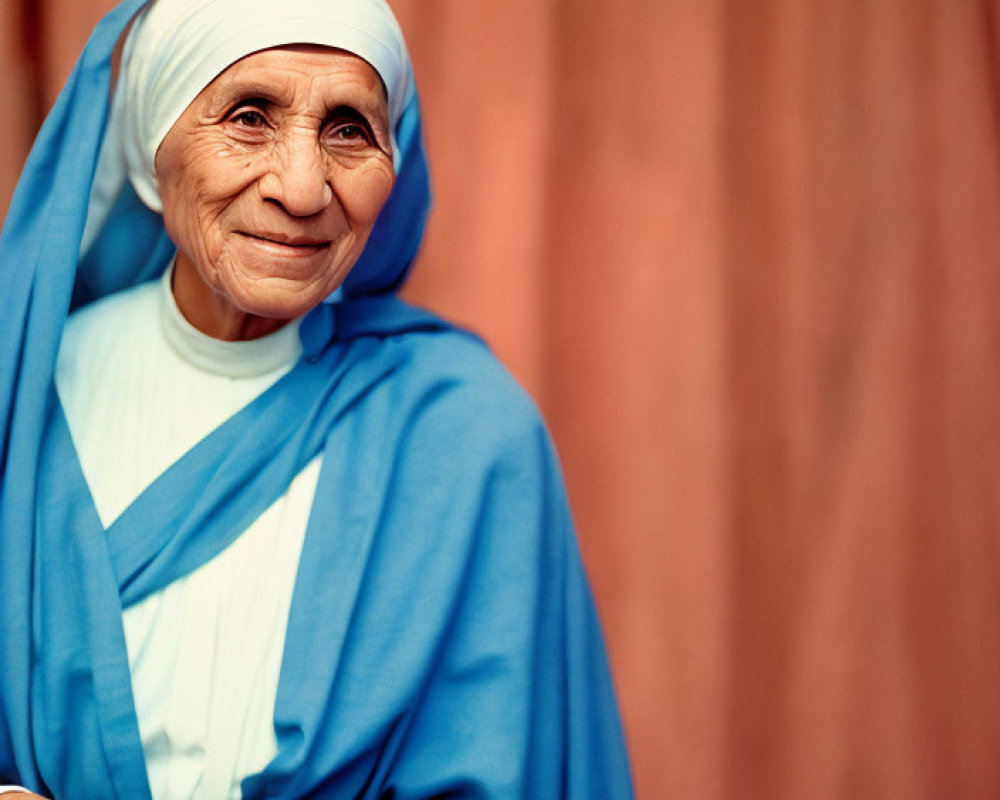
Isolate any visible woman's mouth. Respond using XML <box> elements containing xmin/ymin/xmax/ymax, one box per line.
<box><xmin>236</xmin><ymin>231</ymin><xmax>331</xmax><ymax>256</ymax></box>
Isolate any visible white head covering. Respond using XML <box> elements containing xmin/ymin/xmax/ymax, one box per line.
<box><xmin>83</xmin><ymin>0</ymin><xmax>412</xmax><ymax>254</ymax></box>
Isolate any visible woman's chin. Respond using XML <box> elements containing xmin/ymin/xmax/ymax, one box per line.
<box><xmin>177</xmin><ymin>248</ymin><xmax>353</xmax><ymax>337</ymax></box>
<box><xmin>224</xmin><ymin>275</ymin><xmax>343</xmax><ymax>322</ymax></box>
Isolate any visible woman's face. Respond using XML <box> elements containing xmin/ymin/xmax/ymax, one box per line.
<box><xmin>155</xmin><ymin>45</ymin><xmax>395</xmax><ymax>339</ymax></box>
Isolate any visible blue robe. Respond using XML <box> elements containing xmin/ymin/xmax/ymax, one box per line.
<box><xmin>0</xmin><ymin>2</ymin><xmax>634</xmax><ymax>798</ymax></box>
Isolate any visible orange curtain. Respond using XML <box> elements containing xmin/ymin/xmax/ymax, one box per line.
<box><xmin>4</xmin><ymin>2</ymin><xmax>1000</xmax><ymax>798</ymax></box>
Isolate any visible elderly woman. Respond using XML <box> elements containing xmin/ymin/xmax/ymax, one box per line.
<box><xmin>0</xmin><ymin>1</ymin><xmax>632</xmax><ymax>798</ymax></box>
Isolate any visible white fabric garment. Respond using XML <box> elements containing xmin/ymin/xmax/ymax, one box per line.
<box><xmin>83</xmin><ymin>0</ymin><xmax>413</xmax><ymax>254</ymax></box>
<box><xmin>54</xmin><ymin>267</ymin><xmax>322</xmax><ymax>800</ymax></box>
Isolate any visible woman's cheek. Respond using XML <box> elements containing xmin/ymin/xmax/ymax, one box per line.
<box><xmin>339</xmin><ymin>159</ymin><xmax>396</xmax><ymax>225</ymax></box>
<box><xmin>197</xmin><ymin>150</ymin><xmax>261</xmax><ymax>201</ymax></box>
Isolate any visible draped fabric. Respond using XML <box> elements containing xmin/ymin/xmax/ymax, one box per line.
<box><xmin>4</xmin><ymin>1</ymin><xmax>1000</xmax><ymax>799</ymax></box>
<box><xmin>0</xmin><ymin>1</ymin><xmax>633</xmax><ymax>796</ymax></box>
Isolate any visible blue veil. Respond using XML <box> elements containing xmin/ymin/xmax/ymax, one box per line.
<box><xmin>0</xmin><ymin>2</ymin><xmax>634</xmax><ymax>798</ymax></box>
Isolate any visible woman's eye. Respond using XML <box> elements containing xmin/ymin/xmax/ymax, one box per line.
<box><xmin>329</xmin><ymin>123</ymin><xmax>372</xmax><ymax>144</ymax></box>
<box><xmin>231</xmin><ymin>109</ymin><xmax>268</xmax><ymax>128</ymax></box>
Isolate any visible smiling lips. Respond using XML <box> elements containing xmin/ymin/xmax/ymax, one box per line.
<box><xmin>237</xmin><ymin>231</ymin><xmax>331</xmax><ymax>255</ymax></box>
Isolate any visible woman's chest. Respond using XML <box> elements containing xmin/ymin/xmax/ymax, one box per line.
<box><xmin>121</xmin><ymin>455</ymin><xmax>321</xmax><ymax>800</ymax></box>
<box><xmin>53</xmin><ymin>286</ymin><xmax>323</xmax><ymax>800</ymax></box>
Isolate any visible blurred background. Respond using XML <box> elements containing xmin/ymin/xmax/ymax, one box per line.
<box><xmin>4</xmin><ymin>1</ymin><xmax>1000</xmax><ymax>798</ymax></box>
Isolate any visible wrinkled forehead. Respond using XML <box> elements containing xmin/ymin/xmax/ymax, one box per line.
<box><xmin>126</xmin><ymin>0</ymin><xmax>411</xmax><ymax>135</ymax></box>
<box><xmin>206</xmin><ymin>44</ymin><xmax>390</xmax><ymax>109</ymax></box>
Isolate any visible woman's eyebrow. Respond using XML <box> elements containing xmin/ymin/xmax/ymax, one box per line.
<box><xmin>326</xmin><ymin>89</ymin><xmax>389</xmax><ymax>124</ymax></box>
<box><xmin>327</xmin><ymin>104</ymin><xmax>371</xmax><ymax>122</ymax></box>
<box><xmin>327</xmin><ymin>102</ymin><xmax>388</xmax><ymax>130</ymax></box>
<box><xmin>210</xmin><ymin>78</ymin><xmax>295</xmax><ymax>110</ymax></box>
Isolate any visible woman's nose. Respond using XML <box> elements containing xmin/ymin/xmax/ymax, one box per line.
<box><xmin>258</xmin><ymin>137</ymin><xmax>334</xmax><ymax>217</ymax></box>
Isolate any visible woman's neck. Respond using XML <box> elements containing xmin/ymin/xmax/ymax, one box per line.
<box><xmin>171</xmin><ymin>253</ymin><xmax>291</xmax><ymax>341</ymax></box>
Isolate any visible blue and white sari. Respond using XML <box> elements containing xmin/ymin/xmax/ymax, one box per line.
<box><xmin>0</xmin><ymin>2</ymin><xmax>634</xmax><ymax>798</ymax></box>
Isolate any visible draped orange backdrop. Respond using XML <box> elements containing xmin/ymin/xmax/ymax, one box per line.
<box><xmin>4</xmin><ymin>2</ymin><xmax>1000</xmax><ymax>798</ymax></box>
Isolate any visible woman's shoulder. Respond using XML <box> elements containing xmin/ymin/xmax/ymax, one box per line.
<box><xmin>334</xmin><ymin>297</ymin><xmax>538</xmax><ymax>421</ymax></box>
<box><xmin>57</xmin><ymin>279</ymin><xmax>162</xmax><ymax>381</ymax></box>
<box><xmin>354</xmin><ymin>316</ymin><xmax>554</xmax><ymax>470</ymax></box>
<box><xmin>61</xmin><ymin>279</ymin><xmax>161</xmax><ymax>351</ymax></box>
<box><xmin>389</xmin><ymin>319</ymin><xmax>539</xmax><ymax>413</ymax></box>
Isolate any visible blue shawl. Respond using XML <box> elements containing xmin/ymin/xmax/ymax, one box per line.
<box><xmin>0</xmin><ymin>2</ymin><xmax>634</xmax><ymax>798</ymax></box>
